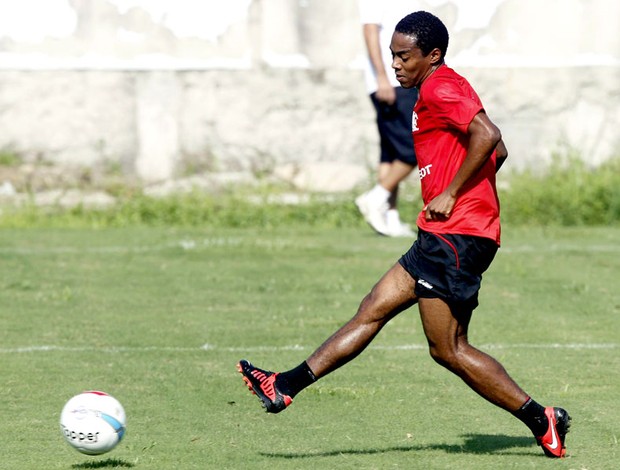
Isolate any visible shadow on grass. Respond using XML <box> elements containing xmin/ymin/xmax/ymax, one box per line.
<box><xmin>260</xmin><ymin>434</ymin><xmax>537</xmax><ymax>459</ymax></box>
<box><xmin>72</xmin><ymin>458</ymin><xmax>134</xmax><ymax>469</ymax></box>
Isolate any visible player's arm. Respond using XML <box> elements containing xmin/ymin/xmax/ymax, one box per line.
<box><xmin>363</xmin><ymin>23</ymin><xmax>396</xmax><ymax>104</ymax></box>
<box><xmin>495</xmin><ymin>138</ymin><xmax>508</xmax><ymax>172</ymax></box>
<box><xmin>425</xmin><ymin>111</ymin><xmax>501</xmax><ymax>220</ymax></box>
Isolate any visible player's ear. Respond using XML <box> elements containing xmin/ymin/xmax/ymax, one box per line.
<box><xmin>428</xmin><ymin>47</ymin><xmax>443</xmax><ymax>65</ymax></box>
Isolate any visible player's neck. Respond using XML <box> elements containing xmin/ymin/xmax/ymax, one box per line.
<box><xmin>419</xmin><ymin>63</ymin><xmax>443</xmax><ymax>88</ymax></box>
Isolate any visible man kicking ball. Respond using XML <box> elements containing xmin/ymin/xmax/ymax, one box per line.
<box><xmin>238</xmin><ymin>11</ymin><xmax>570</xmax><ymax>459</ymax></box>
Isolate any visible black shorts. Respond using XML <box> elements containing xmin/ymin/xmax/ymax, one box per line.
<box><xmin>370</xmin><ymin>86</ymin><xmax>418</xmax><ymax>166</ymax></box>
<box><xmin>398</xmin><ymin>229</ymin><xmax>498</xmax><ymax>311</ymax></box>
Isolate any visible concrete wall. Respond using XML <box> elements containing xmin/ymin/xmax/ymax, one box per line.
<box><xmin>0</xmin><ymin>0</ymin><xmax>618</xmax><ymax>188</ymax></box>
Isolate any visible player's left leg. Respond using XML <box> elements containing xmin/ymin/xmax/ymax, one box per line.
<box><xmin>417</xmin><ymin>297</ymin><xmax>571</xmax><ymax>457</ymax></box>
<box><xmin>418</xmin><ymin>297</ymin><xmax>529</xmax><ymax>410</ymax></box>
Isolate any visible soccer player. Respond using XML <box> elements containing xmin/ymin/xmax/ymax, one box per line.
<box><xmin>238</xmin><ymin>11</ymin><xmax>571</xmax><ymax>459</ymax></box>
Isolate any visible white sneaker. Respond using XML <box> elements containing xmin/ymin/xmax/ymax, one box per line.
<box><xmin>355</xmin><ymin>191</ymin><xmax>389</xmax><ymax>235</ymax></box>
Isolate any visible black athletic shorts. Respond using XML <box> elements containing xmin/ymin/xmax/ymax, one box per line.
<box><xmin>398</xmin><ymin>229</ymin><xmax>498</xmax><ymax>312</ymax></box>
<box><xmin>370</xmin><ymin>86</ymin><xmax>418</xmax><ymax>166</ymax></box>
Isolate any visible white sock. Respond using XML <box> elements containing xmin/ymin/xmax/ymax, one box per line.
<box><xmin>386</xmin><ymin>209</ymin><xmax>400</xmax><ymax>227</ymax></box>
<box><xmin>368</xmin><ymin>184</ymin><xmax>390</xmax><ymax>204</ymax></box>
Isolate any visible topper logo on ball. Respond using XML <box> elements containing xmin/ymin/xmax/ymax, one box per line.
<box><xmin>61</xmin><ymin>424</ymin><xmax>100</xmax><ymax>443</ymax></box>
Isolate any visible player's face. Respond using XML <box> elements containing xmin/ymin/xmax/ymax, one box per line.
<box><xmin>390</xmin><ymin>32</ymin><xmax>438</xmax><ymax>88</ymax></box>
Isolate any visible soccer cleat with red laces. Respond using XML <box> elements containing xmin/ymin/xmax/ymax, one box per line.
<box><xmin>237</xmin><ymin>360</ymin><xmax>292</xmax><ymax>413</ymax></box>
<box><xmin>536</xmin><ymin>407</ymin><xmax>571</xmax><ymax>458</ymax></box>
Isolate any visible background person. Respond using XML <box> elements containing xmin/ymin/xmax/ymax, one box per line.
<box><xmin>355</xmin><ymin>0</ymin><xmax>421</xmax><ymax>237</ymax></box>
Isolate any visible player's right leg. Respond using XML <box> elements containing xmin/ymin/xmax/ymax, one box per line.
<box><xmin>238</xmin><ymin>262</ymin><xmax>418</xmax><ymax>412</ymax></box>
<box><xmin>306</xmin><ymin>262</ymin><xmax>417</xmax><ymax>377</ymax></box>
<box><xmin>237</xmin><ymin>360</ymin><xmax>293</xmax><ymax>413</ymax></box>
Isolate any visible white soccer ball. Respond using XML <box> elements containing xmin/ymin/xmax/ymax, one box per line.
<box><xmin>60</xmin><ymin>391</ymin><xmax>126</xmax><ymax>455</ymax></box>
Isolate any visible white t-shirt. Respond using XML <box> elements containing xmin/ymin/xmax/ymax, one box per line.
<box><xmin>358</xmin><ymin>0</ymin><xmax>421</xmax><ymax>93</ymax></box>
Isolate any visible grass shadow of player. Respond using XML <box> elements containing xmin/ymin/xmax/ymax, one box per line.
<box><xmin>72</xmin><ymin>458</ymin><xmax>134</xmax><ymax>469</ymax></box>
<box><xmin>260</xmin><ymin>434</ymin><xmax>537</xmax><ymax>459</ymax></box>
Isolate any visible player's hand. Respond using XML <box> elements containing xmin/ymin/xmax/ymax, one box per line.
<box><xmin>424</xmin><ymin>192</ymin><xmax>456</xmax><ymax>221</ymax></box>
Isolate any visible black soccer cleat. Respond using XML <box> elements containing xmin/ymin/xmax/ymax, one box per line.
<box><xmin>237</xmin><ymin>360</ymin><xmax>292</xmax><ymax>413</ymax></box>
<box><xmin>536</xmin><ymin>407</ymin><xmax>571</xmax><ymax>458</ymax></box>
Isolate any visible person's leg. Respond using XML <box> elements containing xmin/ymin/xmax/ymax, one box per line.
<box><xmin>378</xmin><ymin>160</ymin><xmax>415</xmax><ymax>200</ymax></box>
<box><xmin>372</xmin><ymin>160</ymin><xmax>415</xmax><ymax>236</ymax></box>
<box><xmin>238</xmin><ymin>262</ymin><xmax>418</xmax><ymax>412</ymax></box>
<box><xmin>417</xmin><ymin>297</ymin><xmax>571</xmax><ymax>457</ymax></box>
<box><xmin>307</xmin><ymin>262</ymin><xmax>417</xmax><ymax>377</ymax></box>
<box><xmin>417</xmin><ymin>297</ymin><xmax>529</xmax><ymax>411</ymax></box>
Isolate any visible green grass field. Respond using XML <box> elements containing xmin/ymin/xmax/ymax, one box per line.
<box><xmin>1</xmin><ymin>226</ymin><xmax>618</xmax><ymax>469</ymax></box>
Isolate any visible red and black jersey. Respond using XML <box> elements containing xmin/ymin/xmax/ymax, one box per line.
<box><xmin>413</xmin><ymin>64</ymin><xmax>501</xmax><ymax>245</ymax></box>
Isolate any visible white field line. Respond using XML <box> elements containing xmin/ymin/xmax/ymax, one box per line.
<box><xmin>0</xmin><ymin>343</ymin><xmax>617</xmax><ymax>354</ymax></box>
<box><xmin>500</xmin><ymin>244</ymin><xmax>620</xmax><ymax>253</ymax></box>
<box><xmin>0</xmin><ymin>238</ymin><xmax>297</xmax><ymax>254</ymax></box>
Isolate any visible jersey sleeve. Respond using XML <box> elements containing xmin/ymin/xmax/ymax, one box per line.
<box><xmin>425</xmin><ymin>78</ymin><xmax>483</xmax><ymax>134</ymax></box>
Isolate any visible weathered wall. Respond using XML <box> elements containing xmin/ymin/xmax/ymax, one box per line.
<box><xmin>0</xmin><ymin>0</ymin><xmax>618</xmax><ymax>188</ymax></box>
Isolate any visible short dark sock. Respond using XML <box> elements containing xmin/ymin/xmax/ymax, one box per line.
<box><xmin>276</xmin><ymin>361</ymin><xmax>317</xmax><ymax>398</ymax></box>
<box><xmin>512</xmin><ymin>397</ymin><xmax>548</xmax><ymax>436</ymax></box>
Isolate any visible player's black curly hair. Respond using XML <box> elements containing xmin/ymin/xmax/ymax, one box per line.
<box><xmin>395</xmin><ymin>11</ymin><xmax>449</xmax><ymax>59</ymax></box>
